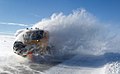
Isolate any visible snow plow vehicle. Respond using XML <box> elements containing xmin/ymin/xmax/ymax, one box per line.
<box><xmin>13</xmin><ymin>28</ymin><xmax>51</xmax><ymax>58</ymax></box>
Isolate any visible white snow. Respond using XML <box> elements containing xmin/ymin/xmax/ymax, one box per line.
<box><xmin>0</xmin><ymin>35</ymin><xmax>42</xmax><ymax>74</ymax></box>
<box><xmin>33</xmin><ymin>9</ymin><xmax>118</xmax><ymax>56</ymax></box>
<box><xmin>45</xmin><ymin>55</ymin><xmax>105</xmax><ymax>74</ymax></box>
<box><xmin>44</xmin><ymin>54</ymin><xmax>120</xmax><ymax>74</ymax></box>
<box><xmin>33</xmin><ymin>9</ymin><xmax>120</xmax><ymax>74</ymax></box>
<box><xmin>1</xmin><ymin>9</ymin><xmax>120</xmax><ymax>74</ymax></box>
<box><xmin>0</xmin><ymin>32</ymin><xmax>120</xmax><ymax>74</ymax></box>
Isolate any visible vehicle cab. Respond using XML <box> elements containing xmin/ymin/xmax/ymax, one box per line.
<box><xmin>13</xmin><ymin>28</ymin><xmax>49</xmax><ymax>57</ymax></box>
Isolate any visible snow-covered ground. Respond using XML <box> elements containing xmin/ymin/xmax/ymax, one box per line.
<box><xmin>0</xmin><ymin>35</ymin><xmax>43</xmax><ymax>74</ymax></box>
<box><xmin>0</xmin><ymin>35</ymin><xmax>120</xmax><ymax>74</ymax></box>
<box><xmin>45</xmin><ymin>54</ymin><xmax>120</xmax><ymax>74</ymax></box>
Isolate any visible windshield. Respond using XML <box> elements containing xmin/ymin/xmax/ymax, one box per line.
<box><xmin>24</xmin><ymin>30</ymin><xmax>44</xmax><ymax>40</ymax></box>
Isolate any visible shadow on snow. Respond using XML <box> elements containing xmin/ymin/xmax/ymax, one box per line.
<box><xmin>61</xmin><ymin>52</ymin><xmax>120</xmax><ymax>68</ymax></box>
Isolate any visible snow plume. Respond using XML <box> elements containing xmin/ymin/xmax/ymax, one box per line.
<box><xmin>33</xmin><ymin>9</ymin><xmax>120</xmax><ymax>56</ymax></box>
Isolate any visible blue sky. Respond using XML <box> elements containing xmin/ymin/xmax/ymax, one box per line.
<box><xmin>0</xmin><ymin>0</ymin><xmax>120</xmax><ymax>34</ymax></box>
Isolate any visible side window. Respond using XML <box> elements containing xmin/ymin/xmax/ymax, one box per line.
<box><xmin>24</xmin><ymin>33</ymin><xmax>30</xmax><ymax>40</ymax></box>
<box><xmin>31</xmin><ymin>32</ymin><xmax>37</xmax><ymax>40</ymax></box>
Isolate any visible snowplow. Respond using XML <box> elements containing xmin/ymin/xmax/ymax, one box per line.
<box><xmin>13</xmin><ymin>28</ymin><xmax>51</xmax><ymax>58</ymax></box>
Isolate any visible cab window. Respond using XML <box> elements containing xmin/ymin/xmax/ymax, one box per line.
<box><xmin>31</xmin><ymin>30</ymin><xmax>44</xmax><ymax>40</ymax></box>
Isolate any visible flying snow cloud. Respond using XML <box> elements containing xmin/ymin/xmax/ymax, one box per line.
<box><xmin>0</xmin><ymin>22</ymin><xmax>28</xmax><ymax>27</ymax></box>
<box><xmin>32</xmin><ymin>8</ymin><xmax>120</xmax><ymax>56</ymax></box>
